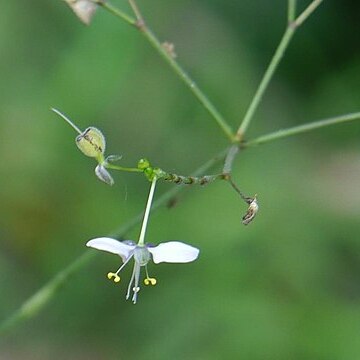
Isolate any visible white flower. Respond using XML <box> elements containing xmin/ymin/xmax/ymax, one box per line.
<box><xmin>86</xmin><ymin>237</ymin><xmax>199</xmax><ymax>304</ymax></box>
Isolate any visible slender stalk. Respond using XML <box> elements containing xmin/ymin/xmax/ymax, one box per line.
<box><xmin>94</xmin><ymin>0</ymin><xmax>136</xmax><ymax>26</ymax></box>
<box><xmin>138</xmin><ymin>177</ymin><xmax>157</xmax><ymax>246</ymax></box>
<box><xmin>245</xmin><ymin>112</ymin><xmax>360</xmax><ymax>146</ymax></box>
<box><xmin>97</xmin><ymin>1</ymin><xmax>234</xmax><ymax>141</ymax></box>
<box><xmin>294</xmin><ymin>0</ymin><xmax>323</xmax><ymax>28</ymax></box>
<box><xmin>236</xmin><ymin>0</ymin><xmax>323</xmax><ymax>141</ymax></box>
<box><xmin>287</xmin><ymin>0</ymin><xmax>297</xmax><ymax>23</ymax></box>
<box><xmin>128</xmin><ymin>0</ymin><xmax>143</xmax><ymax>22</ymax></box>
<box><xmin>223</xmin><ymin>144</ymin><xmax>240</xmax><ymax>174</ymax></box>
<box><xmin>105</xmin><ymin>163</ymin><xmax>142</xmax><ymax>173</ymax></box>
<box><xmin>0</xmin><ymin>251</ymin><xmax>95</xmax><ymax>335</ymax></box>
<box><xmin>0</xmin><ymin>147</ymin><xmax>228</xmax><ymax>335</ymax></box>
<box><xmin>236</xmin><ymin>27</ymin><xmax>295</xmax><ymax>140</ymax></box>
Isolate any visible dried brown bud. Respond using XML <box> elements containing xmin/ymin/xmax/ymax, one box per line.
<box><xmin>242</xmin><ymin>196</ymin><xmax>259</xmax><ymax>225</ymax></box>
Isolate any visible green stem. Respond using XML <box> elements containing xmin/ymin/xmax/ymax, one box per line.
<box><xmin>236</xmin><ymin>27</ymin><xmax>295</xmax><ymax>140</ymax></box>
<box><xmin>294</xmin><ymin>0</ymin><xmax>323</xmax><ymax>28</ymax></box>
<box><xmin>0</xmin><ymin>147</ymin><xmax>228</xmax><ymax>335</ymax></box>
<box><xmin>95</xmin><ymin>0</ymin><xmax>136</xmax><ymax>26</ymax></box>
<box><xmin>287</xmin><ymin>0</ymin><xmax>297</xmax><ymax>22</ymax></box>
<box><xmin>105</xmin><ymin>163</ymin><xmax>142</xmax><ymax>173</ymax></box>
<box><xmin>138</xmin><ymin>177</ymin><xmax>157</xmax><ymax>246</ymax></box>
<box><xmin>97</xmin><ymin>1</ymin><xmax>234</xmax><ymax>141</ymax></box>
<box><xmin>222</xmin><ymin>144</ymin><xmax>240</xmax><ymax>174</ymax></box>
<box><xmin>245</xmin><ymin>112</ymin><xmax>360</xmax><ymax>146</ymax></box>
<box><xmin>0</xmin><ymin>250</ymin><xmax>95</xmax><ymax>335</ymax></box>
<box><xmin>236</xmin><ymin>0</ymin><xmax>323</xmax><ymax>141</ymax></box>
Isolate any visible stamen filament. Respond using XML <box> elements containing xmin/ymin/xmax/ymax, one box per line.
<box><xmin>144</xmin><ymin>265</ymin><xmax>157</xmax><ymax>285</ymax></box>
<box><xmin>107</xmin><ymin>253</ymin><xmax>134</xmax><ymax>283</ymax></box>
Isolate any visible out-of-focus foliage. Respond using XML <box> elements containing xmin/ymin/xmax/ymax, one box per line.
<box><xmin>0</xmin><ymin>0</ymin><xmax>359</xmax><ymax>359</ymax></box>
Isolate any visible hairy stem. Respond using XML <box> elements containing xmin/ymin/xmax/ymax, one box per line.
<box><xmin>245</xmin><ymin>112</ymin><xmax>360</xmax><ymax>146</ymax></box>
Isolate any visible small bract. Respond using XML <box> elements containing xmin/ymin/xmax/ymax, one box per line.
<box><xmin>86</xmin><ymin>237</ymin><xmax>200</xmax><ymax>304</ymax></box>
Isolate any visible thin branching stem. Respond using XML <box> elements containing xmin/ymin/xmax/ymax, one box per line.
<box><xmin>235</xmin><ymin>27</ymin><xmax>295</xmax><ymax>141</ymax></box>
<box><xmin>128</xmin><ymin>0</ymin><xmax>143</xmax><ymax>22</ymax></box>
<box><xmin>293</xmin><ymin>0</ymin><xmax>323</xmax><ymax>28</ymax></box>
<box><xmin>235</xmin><ymin>0</ymin><xmax>323</xmax><ymax>141</ymax></box>
<box><xmin>3</xmin><ymin>108</ymin><xmax>359</xmax><ymax>333</ymax></box>
<box><xmin>95</xmin><ymin>1</ymin><xmax>234</xmax><ymax>141</ymax></box>
<box><xmin>94</xmin><ymin>0</ymin><xmax>136</xmax><ymax>25</ymax></box>
<box><xmin>245</xmin><ymin>112</ymin><xmax>360</xmax><ymax>147</ymax></box>
<box><xmin>287</xmin><ymin>0</ymin><xmax>297</xmax><ymax>23</ymax></box>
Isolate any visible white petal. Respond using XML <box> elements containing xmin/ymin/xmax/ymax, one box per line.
<box><xmin>148</xmin><ymin>241</ymin><xmax>200</xmax><ymax>264</ymax></box>
<box><xmin>86</xmin><ymin>237</ymin><xmax>135</xmax><ymax>261</ymax></box>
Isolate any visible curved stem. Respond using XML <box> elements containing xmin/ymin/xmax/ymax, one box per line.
<box><xmin>96</xmin><ymin>1</ymin><xmax>234</xmax><ymax>141</ymax></box>
<box><xmin>51</xmin><ymin>108</ymin><xmax>83</xmax><ymax>135</ymax></box>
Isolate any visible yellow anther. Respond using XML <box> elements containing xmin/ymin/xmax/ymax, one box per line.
<box><xmin>107</xmin><ymin>272</ymin><xmax>120</xmax><ymax>283</ymax></box>
<box><xmin>144</xmin><ymin>277</ymin><xmax>157</xmax><ymax>286</ymax></box>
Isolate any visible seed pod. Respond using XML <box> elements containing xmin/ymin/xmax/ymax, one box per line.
<box><xmin>76</xmin><ymin>127</ymin><xmax>105</xmax><ymax>159</ymax></box>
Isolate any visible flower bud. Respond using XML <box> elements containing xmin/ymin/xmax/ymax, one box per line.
<box><xmin>95</xmin><ymin>164</ymin><xmax>114</xmax><ymax>186</ymax></box>
<box><xmin>76</xmin><ymin>127</ymin><xmax>105</xmax><ymax>159</ymax></box>
<box><xmin>138</xmin><ymin>158</ymin><xmax>150</xmax><ymax>170</ymax></box>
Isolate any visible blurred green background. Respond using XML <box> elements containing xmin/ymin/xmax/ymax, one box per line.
<box><xmin>0</xmin><ymin>0</ymin><xmax>359</xmax><ymax>359</ymax></box>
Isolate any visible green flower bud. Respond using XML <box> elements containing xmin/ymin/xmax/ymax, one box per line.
<box><xmin>76</xmin><ymin>127</ymin><xmax>105</xmax><ymax>159</ymax></box>
<box><xmin>138</xmin><ymin>158</ymin><xmax>150</xmax><ymax>170</ymax></box>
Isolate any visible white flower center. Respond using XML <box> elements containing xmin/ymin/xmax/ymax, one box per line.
<box><xmin>134</xmin><ymin>246</ymin><xmax>151</xmax><ymax>266</ymax></box>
